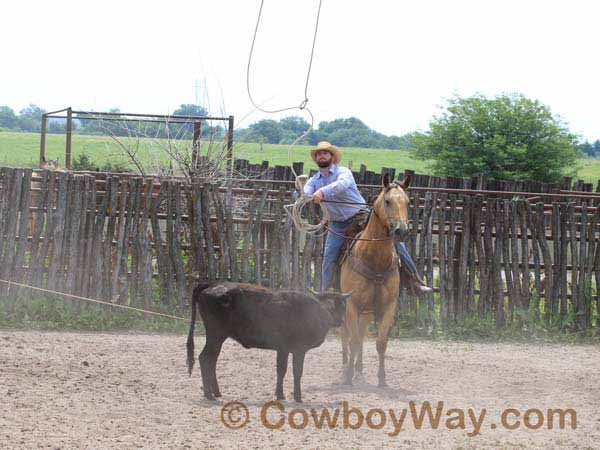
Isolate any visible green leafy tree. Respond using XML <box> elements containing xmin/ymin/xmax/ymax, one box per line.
<box><xmin>0</xmin><ymin>106</ymin><xmax>18</xmax><ymax>129</ymax></box>
<box><xmin>246</xmin><ymin>119</ymin><xmax>282</xmax><ymax>144</ymax></box>
<box><xmin>18</xmin><ymin>104</ymin><xmax>47</xmax><ymax>132</ymax></box>
<box><xmin>279</xmin><ymin>116</ymin><xmax>310</xmax><ymax>135</ymax></box>
<box><xmin>172</xmin><ymin>104</ymin><xmax>207</xmax><ymax>117</ymax></box>
<box><xmin>412</xmin><ymin>94</ymin><xmax>579</xmax><ymax>182</ymax></box>
<box><xmin>171</xmin><ymin>104</ymin><xmax>208</xmax><ymax>137</ymax></box>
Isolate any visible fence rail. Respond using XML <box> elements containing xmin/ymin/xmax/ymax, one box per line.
<box><xmin>0</xmin><ymin>166</ymin><xmax>598</xmax><ymax>332</ymax></box>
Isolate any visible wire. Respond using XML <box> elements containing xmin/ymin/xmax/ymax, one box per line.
<box><xmin>246</xmin><ymin>0</ymin><xmax>323</xmax><ymax>177</ymax></box>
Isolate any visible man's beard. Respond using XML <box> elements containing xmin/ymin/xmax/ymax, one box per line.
<box><xmin>317</xmin><ymin>160</ymin><xmax>331</xmax><ymax>168</ymax></box>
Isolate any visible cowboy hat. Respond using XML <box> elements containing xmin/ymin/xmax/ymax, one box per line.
<box><xmin>310</xmin><ymin>141</ymin><xmax>342</xmax><ymax>164</ymax></box>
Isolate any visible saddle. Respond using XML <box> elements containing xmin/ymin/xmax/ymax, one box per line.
<box><xmin>338</xmin><ymin>209</ymin><xmax>370</xmax><ymax>265</ymax></box>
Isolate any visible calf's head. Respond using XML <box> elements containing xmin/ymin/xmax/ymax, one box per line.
<box><xmin>310</xmin><ymin>290</ymin><xmax>353</xmax><ymax>327</ymax></box>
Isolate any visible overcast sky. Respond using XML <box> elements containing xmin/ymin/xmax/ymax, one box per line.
<box><xmin>2</xmin><ymin>0</ymin><xmax>599</xmax><ymax>141</ymax></box>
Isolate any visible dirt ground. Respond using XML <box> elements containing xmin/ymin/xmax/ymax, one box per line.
<box><xmin>1</xmin><ymin>330</ymin><xmax>599</xmax><ymax>450</ymax></box>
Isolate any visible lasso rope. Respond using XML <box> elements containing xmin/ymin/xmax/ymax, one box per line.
<box><xmin>246</xmin><ymin>0</ymin><xmax>323</xmax><ymax>178</ymax></box>
<box><xmin>284</xmin><ymin>195</ymin><xmax>330</xmax><ymax>236</ymax></box>
<box><xmin>0</xmin><ymin>279</ymin><xmax>186</xmax><ymax>321</ymax></box>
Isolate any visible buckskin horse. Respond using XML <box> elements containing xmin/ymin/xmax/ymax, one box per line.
<box><xmin>339</xmin><ymin>172</ymin><xmax>410</xmax><ymax>386</ymax></box>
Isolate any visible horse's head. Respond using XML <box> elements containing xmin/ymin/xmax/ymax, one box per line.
<box><xmin>372</xmin><ymin>172</ymin><xmax>411</xmax><ymax>241</ymax></box>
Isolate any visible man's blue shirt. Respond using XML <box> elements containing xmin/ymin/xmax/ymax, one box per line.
<box><xmin>302</xmin><ymin>164</ymin><xmax>366</xmax><ymax>222</ymax></box>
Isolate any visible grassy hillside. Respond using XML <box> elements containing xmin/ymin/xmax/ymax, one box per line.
<box><xmin>0</xmin><ymin>131</ymin><xmax>432</xmax><ymax>174</ymax></box>
<box><xmin>0</xmin><ymin>131</ymin><xmax>597</xmax><ymax>184</ymax></box>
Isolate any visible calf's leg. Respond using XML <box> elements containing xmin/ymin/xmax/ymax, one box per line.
<box><xmin>199</xmin><ymin>335</ymin><xmax>225</xmax><ymax>400</ymax></box>
<box><xmin>208</xmin><ymin>338</ymin><xmax>225</xmax><ymax>397</ymax></box>
<box><xmin>275</xmin><ymin>351</ymin><xmax>289</xmax><ymax>400</ymax></box>
<box><xmin>292</xmin><ymin>351</ymin><xmax>306</xmax><ymax>403</ymax></box>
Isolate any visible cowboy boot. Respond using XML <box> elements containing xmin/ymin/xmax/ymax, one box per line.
<box><xmin>399</xmin><ymin>261</ymin><xmax>433</xmax><ymax>297</ymax></box>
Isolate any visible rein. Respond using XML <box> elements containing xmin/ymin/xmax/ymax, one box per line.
<box><xmin>321</xmin><ymin>199</ymin><xmax>369</xmax><ymax>206</ymax></box>
<box><xmin>323</xmin><ymin>206</ymin><xmax>394</xmax><ymax>242</ymax></box>
<box><xmin>326</xmin><ymin>226</ymin><xmax>397</xmax><ymax>242</ymax></box>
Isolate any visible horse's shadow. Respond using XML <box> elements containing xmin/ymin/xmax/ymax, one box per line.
<box><xmin>309</xmin><ymin>379</ymin><xmax>417</xmax><ymax>402</ymax></box>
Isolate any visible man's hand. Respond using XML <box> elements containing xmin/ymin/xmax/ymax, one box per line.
<box><xmin>312</xmin><ymin>190</ymin><xmax>324</xmax><ymax>203</ymax></box>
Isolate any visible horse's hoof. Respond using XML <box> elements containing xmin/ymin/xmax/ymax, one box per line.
<box><xmin>378</xmin><ymin>380</ymin><xmax>388</xmax><ymax>388</ymax></box>
<box><xmin>353</xmin><ymin>372</ymin><xmax>365</xmax><ymax>384</ymax></box>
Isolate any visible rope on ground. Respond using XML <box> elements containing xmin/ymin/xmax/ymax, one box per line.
<box><xmin>0</xmin><ymin>279</ymin><xmax>187</xmax><ymax>322</ymax></box>
<box><xmin>246</xmin><ymin>0</ymin><xmax>323</xmax><ymax>178</ymax></box>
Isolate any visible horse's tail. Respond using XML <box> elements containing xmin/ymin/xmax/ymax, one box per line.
<box><xmin>186</xmin><ymin>283</ymin><xmax>212</xmax><ymax>376</ymax></box>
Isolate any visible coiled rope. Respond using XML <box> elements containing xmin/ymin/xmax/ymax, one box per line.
<box><xmin>284</xmin><ymin>194</ymin><xmax>330</xmax><ymax>236</ymax></box>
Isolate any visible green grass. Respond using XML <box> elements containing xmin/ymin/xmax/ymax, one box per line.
<box><xmin>0</xmin><ymin>295</ymin><xmax>190</xmax><ymax>333</ymax></box>
<box><xmin>572</xmin><ymin>157</ymin><xmax>600</xmax><ymax>186</ymax></box>
<box><xmin>1</xmin><ymin>130</ymin><xmax>598</xmax><ymax>183</ymax></box>
<box><xmin>0</xmin><ymin>130</ymin><xmax>430</xmax><ymax>175</ymax></box>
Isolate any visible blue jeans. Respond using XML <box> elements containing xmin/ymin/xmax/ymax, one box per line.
<box><xmin>394</xmin><ymin>241</ymin><xmax>418</xmax><ymax>275</ymax></box>
<box><xmin>321</xmin><ymin>219</ymin><xmax>419</xmax><ymax>291</ymax></box>
<box><xmin>321</xmin><ymin>218</ymin><xmax>353</xmax><ymax>292</ymax></box>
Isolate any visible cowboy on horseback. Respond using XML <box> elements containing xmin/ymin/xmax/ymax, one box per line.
<box><xmin>301</xmin><ymin>141</ymin><xmax>432</xmax><ymax>295</ymax></box>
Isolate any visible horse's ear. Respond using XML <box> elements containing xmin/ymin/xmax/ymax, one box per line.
<box><xmin>399</xmin><ymin>174</ymin><xmax>411</xmax><ymax>190</ymax></box>
<box><xmin>382</xmin><ymin>173</ymin><xmax>391</xmax><ymax>189</ymax></box>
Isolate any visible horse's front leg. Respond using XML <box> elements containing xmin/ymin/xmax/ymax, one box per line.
<box><xmin>376</xmin><ymin>299</ymin><xmax>397</xmax><ymax>388</ymax></box>
<box><xmin>340</xmin><ymin>323</ymin><xmax>348</xmax><ymax>366</ymax></box>
<box><xmin>344</xmin><ymin>304</ymin><xmax>360</xmax><ymax>385</ymax></box>
<box><xmin>353</xmin><ymin>313</ymin><xmax>370</xmax><ymax>383</ymax></box>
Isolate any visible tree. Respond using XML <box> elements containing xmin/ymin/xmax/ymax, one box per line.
<box><xmin>18</xmin><ymin>104</ymin><xmax>46</xmax><ymax>132</ymax></box>
<box><xmin>171</xmin><ymin>104</ymin><xmax>208</xmax><ymax>137</ymax></box>
<box><xmin>172</xmin><ymin>104</ymin><xmax>207</xmax><ymax>117</ymax></box>
<box><xmin>279</xmin><ymin>116</ymin><xmax>310</xmax><ymax>135</ymax></box>
<box><xmin>245</xmin><ymin>119</ymin><xmax>282</xmax><ymax>144</ymax></box>
<box><xmin>412</xmin><ymin>94</ymin><xmax>579</xmax><ymax>182</ymax></box>
<box><xmin>0</xmin><ymin>106</ymin><xmax>18</xmax><ymax>129</ymax></box>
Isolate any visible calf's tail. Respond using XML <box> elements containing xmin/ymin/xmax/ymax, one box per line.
<box><xmin>187</xmin><ymin>283</ymin><xmax>212</xmax><ymax>376</ymax></box>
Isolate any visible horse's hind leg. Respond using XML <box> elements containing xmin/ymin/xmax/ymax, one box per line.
<box><xmin>376</xmin><ymin>301</ymin><xmax>397</xmax><ymax>388</ymax></box>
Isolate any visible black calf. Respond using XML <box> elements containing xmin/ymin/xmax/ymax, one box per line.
<box><xmin>186</xmin><ymin>282</ymin><xmax>351</xmax><ymax>403</ymax></box>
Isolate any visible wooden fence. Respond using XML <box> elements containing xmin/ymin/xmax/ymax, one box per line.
<box><xmin>232</xmin><ymin>157</ymin><xmax>599</xmax><ymax>195</ymax></box>
<box><xmin>0</xmin><ymin>166</ymin><xmax>598</xmax><ymax>332</ymax></box>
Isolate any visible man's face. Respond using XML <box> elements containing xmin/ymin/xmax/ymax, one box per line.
<box><xmin>315</xmin><ymin>150</ymin><xmax>333</xmax><ymax>168</ymax></box>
